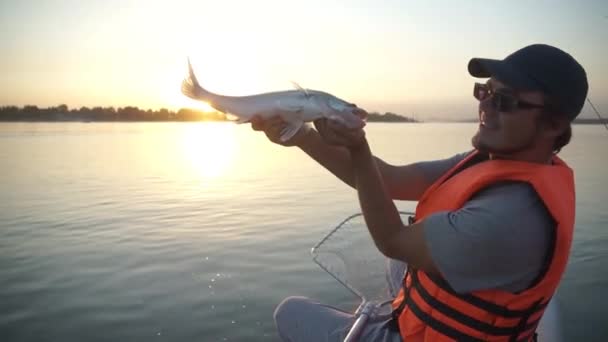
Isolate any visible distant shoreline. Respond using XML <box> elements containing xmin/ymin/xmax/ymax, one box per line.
<box><xmin>0</xmin><ymin>105</ymin><xmax>420</xmax><ymax>123</ymax></box>
<box><xmin>2</xmin><ymin>119</ymin><xmax>606</xmax><ymax>124</ymax></box>
<box><xmin>451</xmin><ymin>118</ymin><xmax>607</xmax><ymax>125</ymax></box>
<box><xmin>1</xmin><ymin>105</ymin><xmax>605</xmax><ymax>124</ymax></box>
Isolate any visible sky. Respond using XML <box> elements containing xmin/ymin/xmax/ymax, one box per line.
<box><xmin>0</xmin><ymin>0</ymin><xmax>606</xmax><ymax>120</ymax></box>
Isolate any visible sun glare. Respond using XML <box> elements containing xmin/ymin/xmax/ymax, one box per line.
<box><xmin>197</xmin><ymin>101</ymin><xmax>216</xmax><ymax>113</ymax></box>
<box><xmin>168</xmin><ymin>87</ymin><xmax>218</xmax><ymax>113</ymax></box>
<box><xmin>180</xmin><ymin>123</ymin><xmax>237</xmax><ymax>179</ymax></box>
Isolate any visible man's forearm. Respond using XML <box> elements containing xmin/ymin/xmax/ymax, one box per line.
<box><xmin>297</xmin><ymin>128</ymin><xmax>430</xmax><ymax>202</ymax></box>
<box><xmin>349</xmin><ymin>140</ymin><xmax>404</xmax><ymax>256</ymax></box>
<box><xmin>297</xmin><ymin>129</ymin><xmax>358</xmax><ymax>188</ymax></box>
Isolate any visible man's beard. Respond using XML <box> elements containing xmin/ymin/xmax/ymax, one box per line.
<box><xmin>471</xmin><ymin>130</ymin><xmax>537</xmax><ymax>155</ymax></box>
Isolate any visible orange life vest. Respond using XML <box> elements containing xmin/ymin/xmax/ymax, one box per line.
<box><xmin>391</xmin><ymin>151</ymin><xmax>575</xmax><ymax>341</ymax></box>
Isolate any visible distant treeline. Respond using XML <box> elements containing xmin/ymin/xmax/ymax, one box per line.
<box><xmin>572</xmin><ymin>118</ymin><xmax>608</xmax><ymax>125</ymax></box>
<box><xmin>456</xmin><ymin>117</ymin><xmax>607</xmax><ymax>125</ymax></box>
<box><xmin>0</xmin><ymin>105</ymin><xmax>419</xmax><ymax>123</ymax></box>
<box><xmin>0</xmin><ymin>105</ymin><xmax>222</xmax><ymax>122</ymax></box>
<box><xmin>367</xmin><ymin>112</ymin><xmax>418</xmax><ymax>122</ymax></box>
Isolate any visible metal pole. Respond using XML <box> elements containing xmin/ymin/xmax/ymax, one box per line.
<box><xmin>343</xmin><ymin>302</ymin><xmax>374</xmax><ymax>342</ymax></box>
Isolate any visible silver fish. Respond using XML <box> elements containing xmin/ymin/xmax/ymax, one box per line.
<box><xmin>181</xmin><ymin>59</ymin><xmax>365</xmax><ymax>141</ymax></box>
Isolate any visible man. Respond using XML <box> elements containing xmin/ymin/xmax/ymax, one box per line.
<box><xmin>252</xmin><ymin>44</ymin><xmax>588</xmax><ymax>341</ymax></box>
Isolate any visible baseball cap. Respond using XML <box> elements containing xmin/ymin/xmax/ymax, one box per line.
<box><xmin>468</xmin><ymin>44</ymin><xmax>588</xmax><ymax>120</ymax></box>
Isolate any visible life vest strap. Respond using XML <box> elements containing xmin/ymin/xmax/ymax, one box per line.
<box><xmin>406</xmin><ymin>293</ymin><xmax>541</xmax><ymax>341</ymax></box>
<box><xmin>391</xmin><ymin>266</ymin><xmax>412</xmax><ymax>324</ymax></box>
<box><xmin>508</xmin><ymin>299</ymin><xmax>544</xmax><ymax>342</ymax></box>
<box><xmin>410</xmin><ymin>271</ymin><xmax>542</xmax><ymax>337</ymax></box>
<box><xmin>405</xmin><ymin>294</ymin><xmax>485</xmax><ymax>342</ymax></box>
<box><xmin>424</xmin><ymin>271</ymin><xmax>548</xmax><ymax>318</ymax></box>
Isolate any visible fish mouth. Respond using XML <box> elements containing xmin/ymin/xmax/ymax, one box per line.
<box><xmin>351</xmin><ymin>107</ymin><xmax>368</xmax><ymax>119</ymax></box>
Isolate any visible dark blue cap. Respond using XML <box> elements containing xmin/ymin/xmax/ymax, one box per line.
<box><xmin>468</xmin><ymin>44</ymin><xmax>588</xmax><ymax>121</ymax></box>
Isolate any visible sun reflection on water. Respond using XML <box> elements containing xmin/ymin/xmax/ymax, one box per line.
<box><xmin>179</xmin><ymin>122</ymin><xmax>237</xmax><ymax>179</ymax></box>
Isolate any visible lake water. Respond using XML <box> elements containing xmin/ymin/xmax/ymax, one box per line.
<box><xmin>1</xmin><ymin>122</ymin><xmax>606</xmax><ymax>341</ymax></box>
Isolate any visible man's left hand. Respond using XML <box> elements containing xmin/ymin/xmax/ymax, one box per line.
<box><xmin>314</xmin><ymin>109</ymin><xmax>368</xmax><ymax>150</ymax></box>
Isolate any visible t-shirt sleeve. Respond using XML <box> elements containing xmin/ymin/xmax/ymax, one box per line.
<box><xmin>423</xmin><ymin>182</ymin><xmax>555</xmax><ymax>294</ymax></box>
<box><xmin>413</xmin><ymin>151</ymin><xmax>471</xmax><ymax>186</ymax></box>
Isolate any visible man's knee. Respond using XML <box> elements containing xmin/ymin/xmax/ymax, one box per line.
<box><xmin>273</xmin><ymin>296</ymin><xmax>356</xmax><ymax>342</ymax></box>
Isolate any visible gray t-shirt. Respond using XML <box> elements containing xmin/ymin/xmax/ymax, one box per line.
<box><xmin>414</xmin><ymin>152</ymin><xmax>555</xmax><ymax>294</ymax></box>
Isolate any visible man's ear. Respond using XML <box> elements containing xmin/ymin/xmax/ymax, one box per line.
<box><xmin>540</xmin><ymin>114</ymin><xmax>569</xmax><ymax>139</ymax></box>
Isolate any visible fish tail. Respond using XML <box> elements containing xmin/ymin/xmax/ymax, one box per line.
<box><xmin>181</xmin><ymin>58</ymin><xmax>207</xmax><ymax>100</ymax></box>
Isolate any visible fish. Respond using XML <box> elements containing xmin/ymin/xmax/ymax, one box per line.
<box><xmin>181</xmin><ymin>59</ymin><xmax>365</xmax><ymax>142</ymax></box>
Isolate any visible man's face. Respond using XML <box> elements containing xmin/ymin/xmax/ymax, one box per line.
<box><xmin>471</xmin><ymin>78</ymin><xmax>546</xmax><ymax>155</ymax></box>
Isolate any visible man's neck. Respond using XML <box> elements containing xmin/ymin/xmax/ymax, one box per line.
<box><xmin>488</xmin><ymin>149</ymin><xmax>554</xmax><ymax>164</ymax></box>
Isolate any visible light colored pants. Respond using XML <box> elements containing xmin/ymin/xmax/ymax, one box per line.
<box><xmin>273</xmin><ymin>259</ymin><xmax>406</xmax><ymax>342</ymax></box>
<box><xmin>273</xmin><ymin>296</ymin><xmax>402</xmax><ymax>342</ymax></box>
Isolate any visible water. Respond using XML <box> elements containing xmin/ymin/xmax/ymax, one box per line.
<box><xmin>0</xmin><ymin>122</ymin><xmax>606</xmax><ymax>341</ymax></box>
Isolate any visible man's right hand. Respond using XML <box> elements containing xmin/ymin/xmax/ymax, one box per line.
<box><xmin>250</xmin><ymin>116</ymin><xmax>314</xmax><ymax>147</ymax></box>
<box><xmin>313</xmin><ymin>108</ymin><xmax>368</xmax><ymax>150</ymax></box>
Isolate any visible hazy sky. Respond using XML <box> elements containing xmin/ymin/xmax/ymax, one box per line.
<box><xmin>1</xmin><ymin>0</ymin><xmax>606</xmax><ymax>120</ymax></box>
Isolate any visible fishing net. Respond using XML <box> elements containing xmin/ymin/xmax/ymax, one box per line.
<box><xmin>311</xmin><ymin>212</ymin><xmax>413</xmax><ymax>316</ymax></box>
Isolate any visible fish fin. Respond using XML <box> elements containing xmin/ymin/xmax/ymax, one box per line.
<box><xmin>279</xmin><ymin>121</ymin><xmax>304</xmax><ymax>142</ymax></box>
<box><xmin>290</xmin><ymin>81</ymin><xmax>310</xmax><ymax>97</ymax></box>
<box><xmin>187</xmin><ymin>57</ymin><xmax>201</xmax><ymax>88</ymax></box>
<box><xmin>235</xmin><ymin>117</ymin><xmax>250</xmax><ymax>124</ymax></box>
<box><xmin>224</xmin><ymin>112</ymin><xmax>248</xmax><ymax>123</ymax></box>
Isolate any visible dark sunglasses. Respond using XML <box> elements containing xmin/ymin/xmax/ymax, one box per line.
<box><xmin>473</xmin><ymin>82</ymin><xmax>545</xmax><ymax>113</ymax></box>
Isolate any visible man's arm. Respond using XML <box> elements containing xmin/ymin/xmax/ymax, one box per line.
<box><xmin>349</xmin><ymin>138</ymin><xmax>440</xmax><ymax>274</ymax></box>
<box><xmin>298</xmin><ymin>129</ymin><xmax>429</xmax><ymax>201</ymax></box>
<box><xmin>252</xmin><ymin>116</ymin><xmax>431</xmax><ymax>201</ymax></box>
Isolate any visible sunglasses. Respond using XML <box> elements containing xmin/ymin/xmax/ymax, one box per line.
<box><xmin>473</xmin><ymin>82</ymin><xmax>545</xmax><ymax>113</ymax></box>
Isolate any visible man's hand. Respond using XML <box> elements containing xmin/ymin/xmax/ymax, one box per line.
<box><xmin>314</xmin><ymin>108</ymin><xmax>369</xmax><ymax>150</ymax></box>
<box><xmin>250</xmin><ymin>116</ymin><xmax>313</xmax><ymax>147</ymax></box>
